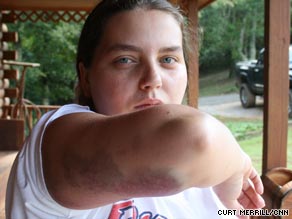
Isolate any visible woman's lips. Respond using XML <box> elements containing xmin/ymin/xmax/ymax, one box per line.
<box><xmin>134</xmin><ymin>99</ymin><xmax>163</xmax><ymax>109</ymax></box>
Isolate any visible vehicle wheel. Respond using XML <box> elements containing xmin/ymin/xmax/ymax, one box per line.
<box><xmin>289</xmin><ymin>89</ymin><xmax>292</xmax><ymax>118</ymax></box>
<box><xmin>240</xmin><ymin>83</ymin><xmax>256</xmax><ymax>108</ymax></box>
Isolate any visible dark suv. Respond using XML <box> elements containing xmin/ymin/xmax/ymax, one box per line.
<box><xmin>235</xmin><ymin>46</ymin><xmax>292</xmax><ymax>117</ymax></box>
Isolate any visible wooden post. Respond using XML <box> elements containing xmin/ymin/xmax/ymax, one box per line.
<box><xmin>252</xmin><ymin>1</ymin><xmax>291</xmax><ymax>218</ymax></box>
<box><xmin>186</xmin><ymin>0</ymin><xmax>199</xmax><ymax>108</ymax></box>
<box><xmin>262</xmin><ymin>0</ymin><xmax>290</xmax><ymax>174</ymax></box>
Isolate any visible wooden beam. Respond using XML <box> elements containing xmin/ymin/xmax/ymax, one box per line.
<box><xmin>0</xmin><ymin>119</ymin><xmax>24</xmax><ymax>150</ymax></box>
<box><xmin>0</xmin><ymin>12</ymin><xmax>16</xmax><ymax>23</ymax></box>
<box><xmin>198</xmin><ymin>0</ymin><xmax>215</xmax><ymax>10</ymax></box>
<box><xmin>3</xmin><ymin>60</ymin><xmax>40</xmax><ymax>68</ymax></box>
<box><xmin>3</xmin><ymin>69</ymin><xmax>19</xmax><ymax>80</ymax></box>
<box><xmin>0</xmin><ymin>0</ymin><xmax>214</xmax><ymax>11</ymax></box>
<box><xmin>186</xmin><ymin>0</ymin><xmax>199</xmax><ymax>108</ymax></box>
<box><xmin>4</xmin><ymin>88</ymin><xmax>18</xmax><ymax>98</ymax></box>
<box><xmin>0</xmin><ymin>0</ymin><xmax>100</xmax><ymax>11</ymax></box>
<box><xmin>262</xmin><ymin>0</ymin><xmax>290</xmax><ymax>173</ymax></box>
<box><xmin>1</xmin><ymin>32</ymin><xmax>18</xmax><ymax>43</ymax></box>
<box><xmin>0</xmin><ymin>51</ymin><xmax>18</xmax><ymax>60</ymax></box>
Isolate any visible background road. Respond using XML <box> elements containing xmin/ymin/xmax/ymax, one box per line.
<box><xmin>198</xmin><ymin>93</ymin><xmax>264</xmax><ymax>119</ymax></box>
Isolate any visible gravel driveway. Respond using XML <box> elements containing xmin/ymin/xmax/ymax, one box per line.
<box><xmin>198</xmin><ymin>93</ymin><xmax>264</xmax><ymax>119</ymax></box>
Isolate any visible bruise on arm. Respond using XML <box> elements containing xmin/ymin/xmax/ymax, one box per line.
<box><xmin>62</xmin><ymin>148</ymin><xmax>123</xmax><ymax>192</ymax></box>
<box><xmin>61</xmin><ymin>142</ymin><xmax>181</xmax><ymax>198</ymax></box>
<box><xmin>43</xmin><ymin>105</ymin><xmax>226</xmax><ymax>209</ymax></box>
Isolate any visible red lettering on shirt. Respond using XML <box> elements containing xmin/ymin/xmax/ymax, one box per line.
<box><xmin>108</xmin><ymin>200</ymin><xmax>167</xmax><ymax>219</ymax></box>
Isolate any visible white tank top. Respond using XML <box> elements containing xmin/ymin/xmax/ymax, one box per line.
<box><xmin>6</xmin><ymin>104</ymin><xmax>236</xmax><ymax>219</ymax></box>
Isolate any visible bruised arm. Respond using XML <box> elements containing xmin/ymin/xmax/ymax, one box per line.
<box><xmin>42</xmin><ymin>104</ymin><xmax>246</xmax><ymax>209</ymax></box>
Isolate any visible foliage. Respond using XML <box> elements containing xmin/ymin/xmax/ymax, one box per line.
<box><xmin>8</xmin><ymin>21</ymin><xmax>83</xmax><ymax>105</ymax></box>
<box><xmin>199</xmin><ymin>0</ymin><xmax>265</xmax><ymax>73</ymax></box>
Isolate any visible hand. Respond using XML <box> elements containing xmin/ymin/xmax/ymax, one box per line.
<box><xmin>238</xmin><ymin>167</ymin><xmax>265</xmax><ymax>209</ymax></box>
<box><xmin>213</xmin><ymin>155</ymin><xmax>265</xmax><ymax>219</ymax></box>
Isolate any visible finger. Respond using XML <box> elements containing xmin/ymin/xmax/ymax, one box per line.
<box><xmin>238</xmin><ymin>192</ymin><xmax>264</xmax><ymax>209</ymax></box>
<box><xmin>242</xmin><ymin>179</ymin><xmax>265</xmax><ymax>209</ymax></box>
<box><xmin>249</xmin><ymin>167</ymin><xmax>264</xmax><ymax>194</ymax></box>
<box><xmin>237</xmin><ymin>191</ymin><xmax>250</xmax><ymax>208</ymax></box>
<box><xmin>238</xmin><ymin>189</ymin><xmax>260</xmax><ymax>209</ymax></box>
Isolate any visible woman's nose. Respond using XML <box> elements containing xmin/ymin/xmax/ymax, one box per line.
<box><xmin>139</xmin><ymin>63</ymin><xmax>162</xmax><ymax>91</ymax></box>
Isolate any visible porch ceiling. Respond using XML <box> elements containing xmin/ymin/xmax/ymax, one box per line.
<box><xmin>0</xmin><ymin>0</ymin><xmax>214</xmax><ymax>11</ymax></box>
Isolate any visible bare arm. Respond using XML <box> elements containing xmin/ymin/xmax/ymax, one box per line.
<box><xmin>42</xmin><ymin>104</ymin><xmax>256</xmax><ymax>209</ymax></box>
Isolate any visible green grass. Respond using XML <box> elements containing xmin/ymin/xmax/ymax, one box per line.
<box><xmin>199</xmin><ymin>69</ymin><xmax>292</xmax><ymax>174</ymax></box>
<box><xmin>239</xmin><ymin>133</ymin><xmax>264</xmax><ymax>174</ymax></box>
<box><xmin>224</xmin><ymin>119</ymin><xmax>263</xmax><ymax>141</ymax></box>
<box><xmin>239</xmin><ymin>125</ymin><xmax>292</xmax><ymax>174</ymax></box>
<box><xmin>199</xmin><ymin>70</ymin><xmax>237</xmax><ymax>97</ymax></box>
<box><xmin>219</xmin><ymin>117</ymin><xmax>292</xmax><ymax>174</ymax></box>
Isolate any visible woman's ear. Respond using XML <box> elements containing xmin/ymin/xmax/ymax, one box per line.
<box><xmin>78</xmin><ymin>62</ymin><xmax>91</xmax><ymax>98</ymax></box>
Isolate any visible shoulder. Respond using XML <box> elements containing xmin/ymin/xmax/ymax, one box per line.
<box><xmin>49</xmin><ymin>104</ymin><xmax>93</xmax><ymax>120</ymax></box>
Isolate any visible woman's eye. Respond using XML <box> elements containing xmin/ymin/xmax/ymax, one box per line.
<box><xmin>117</xmin><ymin>57</ymin><xmax>132</xmax><ymax>64</ymax></box>
<box><xmin>161</xmin><ymin>57</ymin><xmax>176</xmax><ymax>64</ymax></box>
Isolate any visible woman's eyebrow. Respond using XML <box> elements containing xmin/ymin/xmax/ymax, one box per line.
<box><xmin>159</xmin><ymin>46</ymin><xmax>182</xmax><ymax>53</ymax></box>
<box><xmin>105</xmin><ymin>44</ymin><xmax>182</xmax><ymax>53</ymax></box>
<box><xmin>106</xmin><ymin>44</ymin><xmax>142</xmax><ymax>53</ymax></box>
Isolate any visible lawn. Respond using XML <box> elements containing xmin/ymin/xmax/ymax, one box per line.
<box><xmin>199</xmin><ymin>69</ymin><xmax>292</xmax><ymax>174</ymax></box>
<box><xmin>239</xmin><ymin>124</ymin><xmax>292</xmax><ymax>174</ymax></box>
<box><xmin>220</xmin><ymin>117</ymin><xmax>292</xmax><ymax>174</ymax></box>
<box><xmin>199</xmin><ymin>69</ymin><xmax>237</xmax><ymax>97</ymax></box>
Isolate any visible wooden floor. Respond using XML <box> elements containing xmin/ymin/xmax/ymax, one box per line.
<box><xmin>0</xmin><ymin>151</ymin><xmax>18</xmax><ymax>219</ymax></box>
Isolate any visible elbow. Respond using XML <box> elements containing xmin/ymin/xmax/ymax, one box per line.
<box><xmin>164</xmin><ymin>112</ymin><xmax>236</xmax><ymax>187</ymax></box>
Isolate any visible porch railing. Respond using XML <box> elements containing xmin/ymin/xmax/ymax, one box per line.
<box><xmin>2</xmin><ymin>104</ymin><xmax>60</xmax><ymax>135</ymax></box>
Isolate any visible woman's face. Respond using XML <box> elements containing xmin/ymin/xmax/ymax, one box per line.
<box><xmin>80</xmin><ymin>9</ymin><xmax>187</xmax><ymax>115</ymax></box>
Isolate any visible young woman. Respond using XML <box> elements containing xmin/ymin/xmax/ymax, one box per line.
<box><xmin>6</xmin><ymin>0</ymin><xmax>265</xmax><ymax>218</ymax></box>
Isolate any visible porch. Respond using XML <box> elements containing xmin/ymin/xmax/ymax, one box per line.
<box><xmin>0</xmin><ymin>0</ymin><xmax>291</xmax><ymax>219</ymax></box>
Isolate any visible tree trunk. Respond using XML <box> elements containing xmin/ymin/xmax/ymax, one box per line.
<box><xmin>238</xmin><ymin>17</ymin><xmax>247</xmax><ymax>60</ymax></box>
<box><xmin>42</xmin><ymin>84</ymin><xmax>50</xmax><ymax>105</ymax></box>
<box><xmin>249</xmin><ymin>12</ymin><xmax>257</xmax><ymax>59</ymax></box>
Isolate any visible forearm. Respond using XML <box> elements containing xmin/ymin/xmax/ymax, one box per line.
<box><xmin>98</xmin><ymin>104</ymin><xmax>246</xmax><ymax>190</ymax></box>
<box><xmin>43</xmin><ymin>104</ymin><xmax>247</xmax><ymax>208</ymax></box>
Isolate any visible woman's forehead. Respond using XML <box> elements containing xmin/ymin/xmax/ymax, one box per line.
<box><xmin>98</xmin><ymin>9</ymin><xmax>183</xmax><ymax>51</ymax></box>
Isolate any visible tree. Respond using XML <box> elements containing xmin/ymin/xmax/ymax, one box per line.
<box><xmin>8</xmin><ymin>21</ymin><xmax>82</xmax><ymax>105</ymax></box>
<box><xmin>198</xmin><ymin>0</ymin><xmax>264</xmax><ymax>74</ymax></box>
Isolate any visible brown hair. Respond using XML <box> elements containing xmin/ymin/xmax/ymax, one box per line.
<box><xmin>75</xmin><ymin>0</ymin><xmax>191</xmax><ymax>109</ymax></box>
